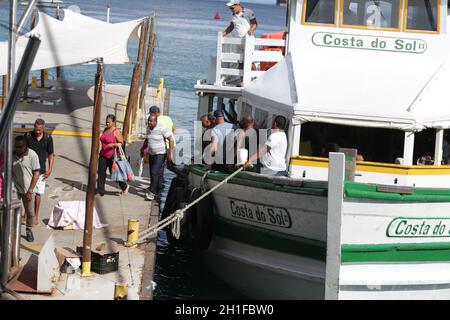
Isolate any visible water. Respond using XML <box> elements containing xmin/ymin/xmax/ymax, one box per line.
<box><xmin>0</xmin><ymin>0</ymin><xmax>286</xmax><ymax>299</ymax></box>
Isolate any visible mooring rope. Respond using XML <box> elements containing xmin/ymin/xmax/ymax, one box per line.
<box><xmin>124</xmin><ymin>166</ymin><xmax>244</xmax><ymax>247</ymax></box>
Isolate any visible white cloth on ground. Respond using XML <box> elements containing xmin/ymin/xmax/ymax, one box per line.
<box><xmin>48</xmin><ymin>201</ymin><xmax>108</xmax><ymax>229</ymax></box>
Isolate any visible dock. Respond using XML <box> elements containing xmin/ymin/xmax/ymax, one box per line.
<box><xmin>2</xmin><ymin>78</ymin><xmax>167</xmax><ymax>300</ymax></box>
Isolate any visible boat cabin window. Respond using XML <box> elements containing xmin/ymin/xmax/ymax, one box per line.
<box><xmin>342</xmin><ymin>0</ymin><xmax>401</xmax><ymax>30</ymax></box>
<box><xmin>299</xmin><ymin>122</ymin><xmax>404</xmax><ymax>163</ymax></box>
<box><xmin>303</xmin><ymin>0</ymin><xmax>337</xmax><ymax>25</ymax></box>
<box><xmin>302</xmin><ymin>0</ymin><xmax>440</xmax><ymax>33</ymax></box>
<box><xmin>405</xmin><ymin>0</ymin><xmax>438</xmax><ymax>32</ymax></box>
<box><xmin>413</xmin><ymin>128</ymin><xmax>436</xmax><ymax>164</ymax></box>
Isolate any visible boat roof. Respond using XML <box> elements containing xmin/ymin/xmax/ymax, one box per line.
<box><xmin>243</xmin><ymin>26</ymin><xmax>450</xmax><ymax>131</ymax></box>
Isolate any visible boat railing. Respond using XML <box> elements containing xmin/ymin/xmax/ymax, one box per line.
<box><xmin>214</xmin><ymin>32</ymin><xmax>286</xmax><ymax>87</ymax></box>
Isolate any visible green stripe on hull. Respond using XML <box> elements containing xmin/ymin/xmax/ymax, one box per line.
<box><xmin>215</xmin><ymin>217</ymin><xmax>327</xmax><ymax>261</ymax></box>
<box><xmin>342</xmin><ymin>242</ymin><xmax>450</xmax><ymax>263</ymax></box>
<box><xmin>345</xmin><ymin>182</ymin><xmax>450</xmax><ymax>202</ymax></box>
<box><xmin>215</xmin><ymin>216</ymin><xmax>450</xmax><ymax>263</ymax></box>
<box><xmin>189</xmin><ymin>165</ymin><xmax>327</xmax><ymax>196</ymax></box>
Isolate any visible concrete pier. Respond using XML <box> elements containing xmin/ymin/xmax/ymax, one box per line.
<box><xmin>2</xmin><ymin>79</ymin><xmax>167</xmax><ymax>300</ymax></box>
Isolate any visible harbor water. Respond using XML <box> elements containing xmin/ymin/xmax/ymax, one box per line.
<box><xmin>0</xmin><ymin>0</ymin><xmax>286</xmax><ymax>299</ymax></box>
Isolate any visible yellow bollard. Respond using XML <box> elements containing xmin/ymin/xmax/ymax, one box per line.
<box><xmin>31</xmin><ymin>76</ymin><xmax>37</xmax><ymax>89</ymax></box>
<box><xmin>114</xmin><ymin>282</ymin><xmax>128</xmax><ymax>300</ymax></box>
<box><xmin>81</xmin><ymin>261</ymin><xmax>92</xmax><ymax>277</ymax></box>
<box><xmin>156</xmin><ymin>78</ymin><xmax>164</xmax><ymax>99</ymax></box>
<box><xmin>127</xmin><ymin>219</ymin><xmax>139</xmax><ymax>248</ymax></box>
<box><xmin>43</xmin><ymin>69</ymin><xmax>49</xmax><ymax>80</ymax></box>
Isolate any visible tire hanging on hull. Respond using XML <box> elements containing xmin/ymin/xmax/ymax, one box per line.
<box><xmin>162</xmin><ymin>178</ymin><xmax>215</xmax><ymax>250</ymax></box>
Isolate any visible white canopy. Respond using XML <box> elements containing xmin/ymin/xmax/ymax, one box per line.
<box><xmin>243</xmin><ymin>27</ymin><xmax>450</xmax><ymax>132</ymax></box>
<box><xmin>0</xmin><ymin>9</ymin><xmax>143</xmax><ymax>75</ymax></box>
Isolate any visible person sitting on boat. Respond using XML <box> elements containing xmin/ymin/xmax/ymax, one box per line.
<box><xmin>236</xmin><ymin>114</ymin><xmax>260</xmax><ymax>172</ymax></box>
<box><xmin>208</xmin><ymin>110</ymin><xmax>235</xmax><ymax>172</ymax></box>
<box><xmin>244</xmin><ymin>115</ymin><xmax>288</xmax><ymax>176</ymax></box>
<box><xmin>417</xmin><ymin>155</ymin><xmax>433</xmax><ymax>165</ymax></box>
<box><xmin>200</xmin><ymin>114</ymin><xmax>215</xmax><ymax>158</ymax></box>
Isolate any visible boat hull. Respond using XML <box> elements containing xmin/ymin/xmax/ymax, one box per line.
<box><xmin>187</xmin><ymin>165</ymin><xmax>450</xmax><ymax>299</ymax></box>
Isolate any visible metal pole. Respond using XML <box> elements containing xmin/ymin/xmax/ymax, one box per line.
<box><xmin>16</xmin><ymin>0</ymin><xmax>37</xmax><ymax>35</ymax></box>
<box><xmin>1</xmin><ymin>0</ymin><xmax>17</xmax><ymax>291</ymax></box>
<box><xmin>0</xmin><ymin>35</ymin><xmax>41</xmax><ymax>287</ymax></box>
<box><xmin>0</xmin><ymin>37</ymin><xmax>41</xmax><ymax>147</ymax></box>
<box><xmin>81</xmin><ymin>59</ymin><xmax>104</xmax><ymax>277</ymax></box>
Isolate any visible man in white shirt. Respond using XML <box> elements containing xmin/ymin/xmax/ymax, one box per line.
<box><xmin>140</xmin><ymin>115</ymin><xmax>175</xmax><ymax>201</ymax></box>
<box><xmin>223</xmin><ymin>0</ymin><xmax>258</xmax><ymax>38</ymax></box>
<box><xmin>244</xmin><ymin>115</ymin><xmax>288</xmax><ymax>176</ymax></box>
<box><xmin>222</xmin><ymin>0</ymin><xmax>258</xmax><ymax>83</ymax></box>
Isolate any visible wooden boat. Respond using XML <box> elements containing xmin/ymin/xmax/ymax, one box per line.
<box><xmin>164</xmin><ymin>0</ymin><xmax>450</xmax><ymax>299</ymax></box>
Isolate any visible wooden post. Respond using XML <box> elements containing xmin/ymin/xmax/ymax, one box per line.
<box><xmin>23</xmin><ymin>10</ymin><xmax>36</xmax><ymax>100</ymax></box>
<box><xmin>40</xmin><ymin>69</ymin><xmax>45</xmax><ymax>88</ymax></box>
<box><xmin>122</xmin><ymin>18</ymin><xmax>148</xmax><ymax>144</ymax></box>
<box><xmin>81</xmin><ymin>59</ymin><xmax>104</xmax><ymax>277</ymax></box>
<box><xmin>1</xmin><ymin>75</ymin><xmax>7</xmax><ymax>110</ymax></box>
<box><xmin>137</xmin><ymin>15</ymin><xmax>156</xmax><ymax>117</ymax></box>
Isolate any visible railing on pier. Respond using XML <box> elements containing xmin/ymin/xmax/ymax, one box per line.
<box><xmin>215</xmin><ymin>32</ymin><xmax>286</xmax><ymax>87</ymax></box>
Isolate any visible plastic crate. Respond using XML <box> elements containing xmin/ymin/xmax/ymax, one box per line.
<box><xmin>76</xmin><ymin>246</ymin><xmax>119</xmax><ymax>275</ymax></box>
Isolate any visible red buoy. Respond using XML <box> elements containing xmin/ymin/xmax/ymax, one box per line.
<box><xmin>214</xmin><ymin>11</ymin><xmax>221</xmax><ymax>20</ymax></box>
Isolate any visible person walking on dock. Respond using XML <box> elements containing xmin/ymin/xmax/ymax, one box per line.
<box><xmin>12</xmin><ymin>136</ymin><xmax>41</xmax><ymax>242</ymax></box>
<box><xmin>141</xmin><ymin>114</ymin><xmax>175</xmax><ymax>202</ymax></box>
<box><xmin>24</xmin><ymin>118</ymin><xmax>54</xmax><ymax>225</ymax></box>
<box><xmin>148</xmin><ymin>105</ymin><xmax>175</xmax><ymax>193</ymax></box>
<box><xmin>97</xmin><ymin>114</ymin><xmax>129</xmax><ymax>196</ymax></box>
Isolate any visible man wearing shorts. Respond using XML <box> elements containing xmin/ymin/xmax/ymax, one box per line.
<box><xmin>12</xmin><ymin>136</ymin><xmax>40</xmax><ymax>242</ymax></box>
<box><xmin>24</xmin><ymin>118</ymin><xmax>54</xmax><ymax>225</ymax></box>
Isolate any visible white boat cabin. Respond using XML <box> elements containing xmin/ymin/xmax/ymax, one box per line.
<box><xmin>196</xmin><ymin>0</ymin><xmax>450</xmax><ymax>188</ymax></box>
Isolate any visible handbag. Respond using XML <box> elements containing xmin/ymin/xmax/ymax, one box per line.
<box><xmin>111</xmin><ymin>146</ymin><xmax>135</xmax><ymax>182</ymax></box>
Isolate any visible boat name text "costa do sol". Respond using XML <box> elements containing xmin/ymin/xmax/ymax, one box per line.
<box><xmin>230</xmin><ymin>199</ymin><xmax>292</xmax><ymax>228</ymax></box>
<box><xmin>312</xmin><ymin>32</ymin><xmax>427</xmax><ymax>54</ymax></box>
<box><xmin>387</xmin><ymin>218</ymin><xmax>450</xmax><ymax>237</ymax></box>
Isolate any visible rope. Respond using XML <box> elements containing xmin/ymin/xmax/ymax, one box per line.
<box><xmin>124</xmin><ymin>166</ymin><xmax>244</xmax><ymax>247</ymax></box>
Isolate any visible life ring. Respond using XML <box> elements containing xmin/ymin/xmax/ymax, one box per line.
<box><xmin>186</xmin><ymin>188</ymin><xmax>214</xmax><ymax>251</ymax></box>
<box><xmin>161</xmin><ymin>176</ymin><xmax>189</xmax><ymax>244</ymax></box>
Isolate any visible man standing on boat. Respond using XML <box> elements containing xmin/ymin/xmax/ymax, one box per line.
<box><xmin>24</xmin><ymin>118</ymin><xmax>54</xmax><ymax>225</ymax></box>
<box><xmin>208</xmin><ymin>110</ymin><xmax>235</xmax><ymax>172</ymax></box>
<box><xmin>223</xmin><ymin>0</ymin><xmax>258</xmax><ymax>38</ymax></box>
<box><xmin>222</xmin><ymin>0</ymin><xmax>258</xmax><ymax>85</ymax></box>
<box><xmin>244</xmin><ymin>115</ymin><xmax>288</xmax><ymax>176</ymax></box>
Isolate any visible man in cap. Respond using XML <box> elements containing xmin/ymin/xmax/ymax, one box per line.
<box><xmin>149</xmin><ymin>105</ymin><xmax>175</xmax><ymax>136</ymax></box>
<box><xmin>208</xmin><ymin>110</ymin><xmax>235</xmax><ymax>171</ymax></box>
<box><xmin>223</xmin><ymin>0</ymin><xmax>258</xmax><ymax>38</ymax></box>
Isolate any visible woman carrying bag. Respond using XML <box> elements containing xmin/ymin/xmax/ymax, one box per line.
<box><xmin>97</xmin><ymin>114</ymin><xmax>129</xmax><ymax>196</ymax></box>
